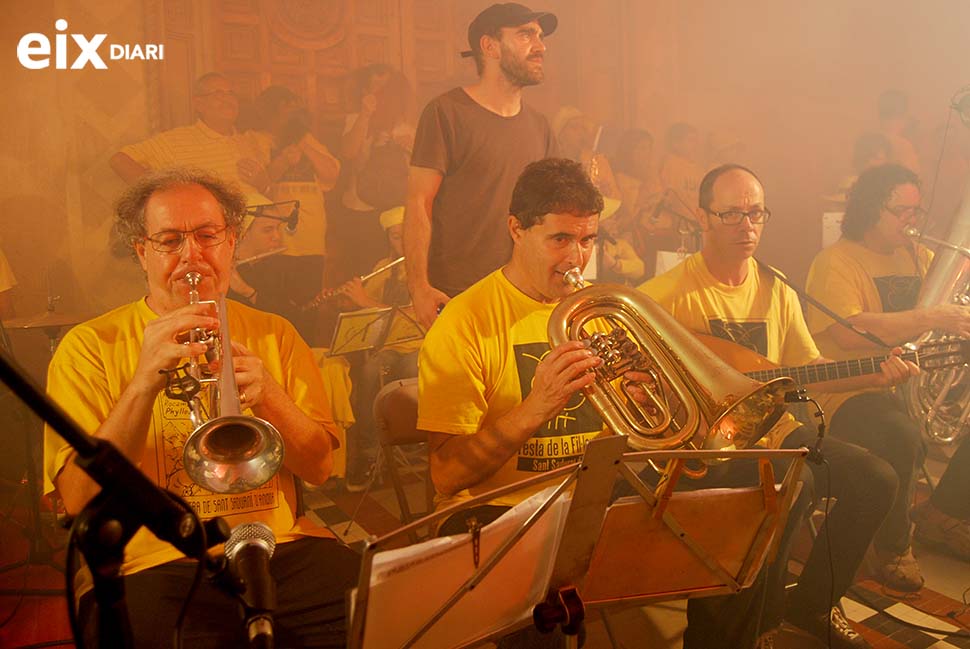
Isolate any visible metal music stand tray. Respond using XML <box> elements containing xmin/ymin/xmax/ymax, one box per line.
<box><xmin>346</xmin><ymin>437</ymin><xmax>807</xmax><ymax>649</ymax></box>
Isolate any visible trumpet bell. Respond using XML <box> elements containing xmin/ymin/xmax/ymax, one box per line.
<box><xmin>183</xmin><ymin>415</ymin><xmax>284</xmax><ymax>494</ymax></box>
<box><xmin>703</xmin><ymin>379</ymin><xmax>793</xmax><ymax>454</ymax></box>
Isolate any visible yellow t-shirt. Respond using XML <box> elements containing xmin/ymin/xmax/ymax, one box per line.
<box><xmin>805</xmin><ymin>238</ymin><xmax>933</xmax><ymax>416</ymax></box>
<box><xmin>603</xmin><ymin>237</ymin><xmax>645</xmax><ymax>280</ymax></box>
<box><xmin>639</xmin><ymin>253</ymin><xmax>819</xmax><ymax>447</ymax></box>
<box><xmin>247</xmin><ymin>130</ymin><xmax>337</xmax><ymax>257</ymax></box>
<box><xmin>659</xmin><ymin>154</ymin><xmax>703</xmax><ymax>223</ymax></box>
<box><xmin>44</xmin><ymin>298</ymin><xmax>339</xmax><ymax>593</ymax></box>
<box><xmin>0</xmin><ymin>246</ymin><xmax>16</xmax><ymax>293</ymax></box>
<box><xmin>121</xmin><ymin>120</ymin><xmax>271</xmax><ymax>206</ymax></box>
<box><xmin>418</xmin><ymin>269</ymin><xmax>604</xmax><ymax>510</ymax></box>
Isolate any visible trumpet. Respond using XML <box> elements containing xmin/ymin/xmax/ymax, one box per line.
<box><xmin>548</xmin><ymin>268</ymin><xmax>793</xmax><ymax>477</ymax></box>
<box><xmin>169</xmin><ymin>272</ymin><xmax>285</xmax><ymax>493</ymax></box>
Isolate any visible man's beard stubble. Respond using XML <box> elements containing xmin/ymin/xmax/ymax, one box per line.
<box><xmin>499</xmin><ymin>46</ymin><xmax>544</xmax><ymax>87</ymax></box>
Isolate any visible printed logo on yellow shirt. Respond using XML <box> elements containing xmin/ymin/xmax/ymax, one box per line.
<box><xmin>872</xmin><ymin>275</ymin><xmax>921</xmax><ymax>312</ymax></box>
<box><xmin>513</xmin><ymin>342</ymin><xmax>603</xmax><ymax>472</ymax></box>
<box><xmin>708</xmin><ymin>319</ymin><xmax>768</xmax><ymax>356</ymax></box>
<box><xmin>153</xmin><ymin>397</ymin><xmax>280</xmax><ymax>518</ymax></box>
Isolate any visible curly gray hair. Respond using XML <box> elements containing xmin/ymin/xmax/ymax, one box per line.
<box><xmin>113</xmin><ymin>167</ymin><xmax>247</xmax><ymax>260</ymax></box>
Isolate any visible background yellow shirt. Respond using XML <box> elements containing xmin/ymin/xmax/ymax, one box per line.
<box><xmin>805</xmin><ymin>238</ymin><xmax>933</xmax><ymax>416</ymax></box>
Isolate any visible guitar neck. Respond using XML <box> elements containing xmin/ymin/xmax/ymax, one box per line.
<box><xmin>745</xmin><ymin>350</ymin><xmax>920</xmax><ymax>385</ymax></box>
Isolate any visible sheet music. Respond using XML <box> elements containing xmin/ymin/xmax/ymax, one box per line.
<box><xmin>327</xmin><ymin>307</ymin><xmax>394</xmax><ymax>356</ymax></box>
<box><xmin>358</xmin><ymin>486</ymin><xmax>572</xmax><ymax>649</ymax></box>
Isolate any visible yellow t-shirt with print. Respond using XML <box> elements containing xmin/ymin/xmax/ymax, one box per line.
<box><xmin>639</xmin><ymin>253</ymin><xmax>819</xmax><ymax>448</ymax></box>
<box><xmin>44</xmin><ymin>298</ymin><xmax>339</xmax><ymax>594</ymax></box>
<box><xmin>805</xmin><ymin>238</ymin><xmax>933</xmax><ymax>416</ymax></box>
<box><xmin>418</xmin><ymin>269</ymin><xmax>606</xmax><ymax>511</ymax></box>
<box><xmin>246</xmin><ymin>130</ymin><xmax>338</xmax><ymax>257</ymax></box>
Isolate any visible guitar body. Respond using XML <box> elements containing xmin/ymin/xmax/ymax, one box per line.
<box><xmin>694</xmin><ymin>333</ymin><xmax>782</xmax><ymax>374</ymax></box>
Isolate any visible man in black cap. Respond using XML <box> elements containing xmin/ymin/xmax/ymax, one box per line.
<box><xmin>404</xmin><ymin>3</ymin><xmax>559</xmax><ymax>329</ymax></box>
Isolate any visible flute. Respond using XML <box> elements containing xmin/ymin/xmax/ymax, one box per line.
<box><xmin>302</xmin><ymin>257</ymin><xmax>405</xmax><ymax>310</ymax></box>
<box><xmin>236</xmin><ymin>246</ymin><xmax>288</xmax><ymax>266</ymax></box>
<box><xmin>360</xmin><ymin>256</ymin><xmax>405</xmax><ymax>282</ymax></box>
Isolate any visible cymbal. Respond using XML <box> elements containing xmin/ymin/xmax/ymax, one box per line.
<box><xmin>3</xmin><ymin>310</ymin><xmax>89</xmax><ymax>330</ymax></box>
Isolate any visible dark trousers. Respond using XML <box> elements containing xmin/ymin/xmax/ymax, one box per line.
<box><xmin>829</xmin><ymin>392</ymin><xmax>925</xmax><ymax>554</ymax></box>
<box><xmin>78</xmin><ymin>537</ymin><xmax>360</xmax><ymax>649</ymax></box>
<box><xmin>682</xmin><ymin>426</ymin><xmax>897</xmax><ymax>649</ymax></box>
<box><xmin>346</xmin><ymin>349</ymin><xmax>418</xmax><ymax>479</ymax></box>
<box><xmin>933</xmin><ymin>436</ymin><xmax>970</xmax><ymax>519</ymax></box>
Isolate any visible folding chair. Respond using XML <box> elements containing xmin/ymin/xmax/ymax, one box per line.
<box><xmin>373</xmin><ymin>378</ymin><xmax>434</xmax><ymax>539</ymax></box>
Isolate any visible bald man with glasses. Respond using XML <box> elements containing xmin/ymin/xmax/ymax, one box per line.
<box><xmin>639</xmin><ymin>163</ymin><xmax>918</xmax><ymax>649</ymax></box>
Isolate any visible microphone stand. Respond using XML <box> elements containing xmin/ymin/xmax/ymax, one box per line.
<box><xmin>785</xmin><ymin>388</ymin><xmax>827</xmax><ymax>465</ymax></box>
<box><xmin>0</xmin><ymin>349</ymin><xmax>229</xmax><ymax>649</ymax></box>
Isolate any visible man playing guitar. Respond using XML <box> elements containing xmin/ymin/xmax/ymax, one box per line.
<box><xmin>640</xmin><ymin>163</ymin><xmax>919</xmax><ymax>649</ymax></box>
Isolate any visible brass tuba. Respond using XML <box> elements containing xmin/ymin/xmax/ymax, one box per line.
<box><xmin>901</xmin><ymin>189</ymin><xmax>970</xmax><ymax>444</ymax></box>
<box><xmin>547</xmin><ymin>268</ymin><xmax>794</xmax><ymax>475</ymax></box>
<box><xmin>171</xmin><ymin>272</ymin><xmax>285</xmax><ymax>493</ymax></box>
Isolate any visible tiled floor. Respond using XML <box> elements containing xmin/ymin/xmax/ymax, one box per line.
<box><xmin>299</xmin><ymin>445</ymin><xmax>970</xmax><ymax>648</ymax></box>
<box><xmin>0</xmin><ymin>442</ymin><xmax>967</xmax><ymax>648</ymax></box>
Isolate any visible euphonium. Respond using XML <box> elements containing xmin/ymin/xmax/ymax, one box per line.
<box><xmin>548</xmin><ymin>268</ymin><xmax>794</xmax><ymax>475</ymax></box>
<box><xmin>175</xmin><ymin>272</ymin><xmax>285</xmax><ymax>493</ymax></box>
<box><xmin>901</xmin><ymin>192</ymin><xmax>970</xmax><ymax>444</ymax></box>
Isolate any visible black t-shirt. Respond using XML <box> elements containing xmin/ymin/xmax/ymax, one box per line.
<box><xmin>411</xmin><ymin>88</ymin><xmax>557</xmax><ymax>296</ymax></box>
<box><xmin>228</xmin><ymin>254</ymin><xmax>324</xmax><ymax>345</ymax></box>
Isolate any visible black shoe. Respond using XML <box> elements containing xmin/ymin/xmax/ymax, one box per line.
<box><xmin>781</xmin><ymin>607</ymin><xmax>871</xmax><ymax>649</ymax></box>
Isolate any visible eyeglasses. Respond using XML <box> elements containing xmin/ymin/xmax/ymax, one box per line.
<box><xmin>145</xmin><ymin>225</ymin><xmax>230</xmax><ymax>254</ymax></box>
<box><xmin>883</xmin><ymin>204</ymin><xmax>927</xmax><ymax>220</ymax></box>
<box><xmin>705</xmin><ymin>208</ymin><xmax>772</xmax><ymax>225</ymax></box>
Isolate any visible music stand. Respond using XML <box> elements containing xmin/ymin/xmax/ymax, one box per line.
<box><xmin>382</xmin><ymin>306</ymin><xmax>425</xmax><ymax>347</ymax></box>
<box><xmin>346</xmin><ymin>437</ymin><xmax>807</xmax><ymax>649</ymax></box>
<box><xmin>327</xmin><ymin>306</ymin><xmax>425</xmax><ymax>358</ymax></box>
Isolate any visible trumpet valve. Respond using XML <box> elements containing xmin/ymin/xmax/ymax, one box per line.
<box><xmin>588</xmin><ymin>329</ymin><xmax>648</xmax><ymax>381</ymax></box>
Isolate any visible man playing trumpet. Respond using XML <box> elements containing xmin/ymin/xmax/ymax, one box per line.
<box><xmin>43</xmin><ymin>168</ymin><xmax>359</xmax><ymax>648</ymax></box>
<box><xmin>419</xmin><ymin>158</ymin><xmax>677</xmax><ymax>648</ymax></box>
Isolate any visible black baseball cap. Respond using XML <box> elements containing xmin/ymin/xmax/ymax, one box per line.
<box><xmin>460</xmin><ymin>3</ymin><xmax>558</xmax><ymax>58</ymax></box>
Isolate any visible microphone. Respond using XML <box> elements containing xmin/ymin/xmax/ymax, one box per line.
<box><xmin>284</xmin><ymin>201</ymin><xmax>300</xmax><ymax>234</ymax></box>
<box><xmin>225</xmin><ymin>522</ymin><xmax>278</xmax><ymax>649</ymax></box>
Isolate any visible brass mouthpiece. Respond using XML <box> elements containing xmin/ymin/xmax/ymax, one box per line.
<box><xmin>562</xmin><ymin>267</ymin><xmax>587</xmax><ymax>289</ymax></box>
